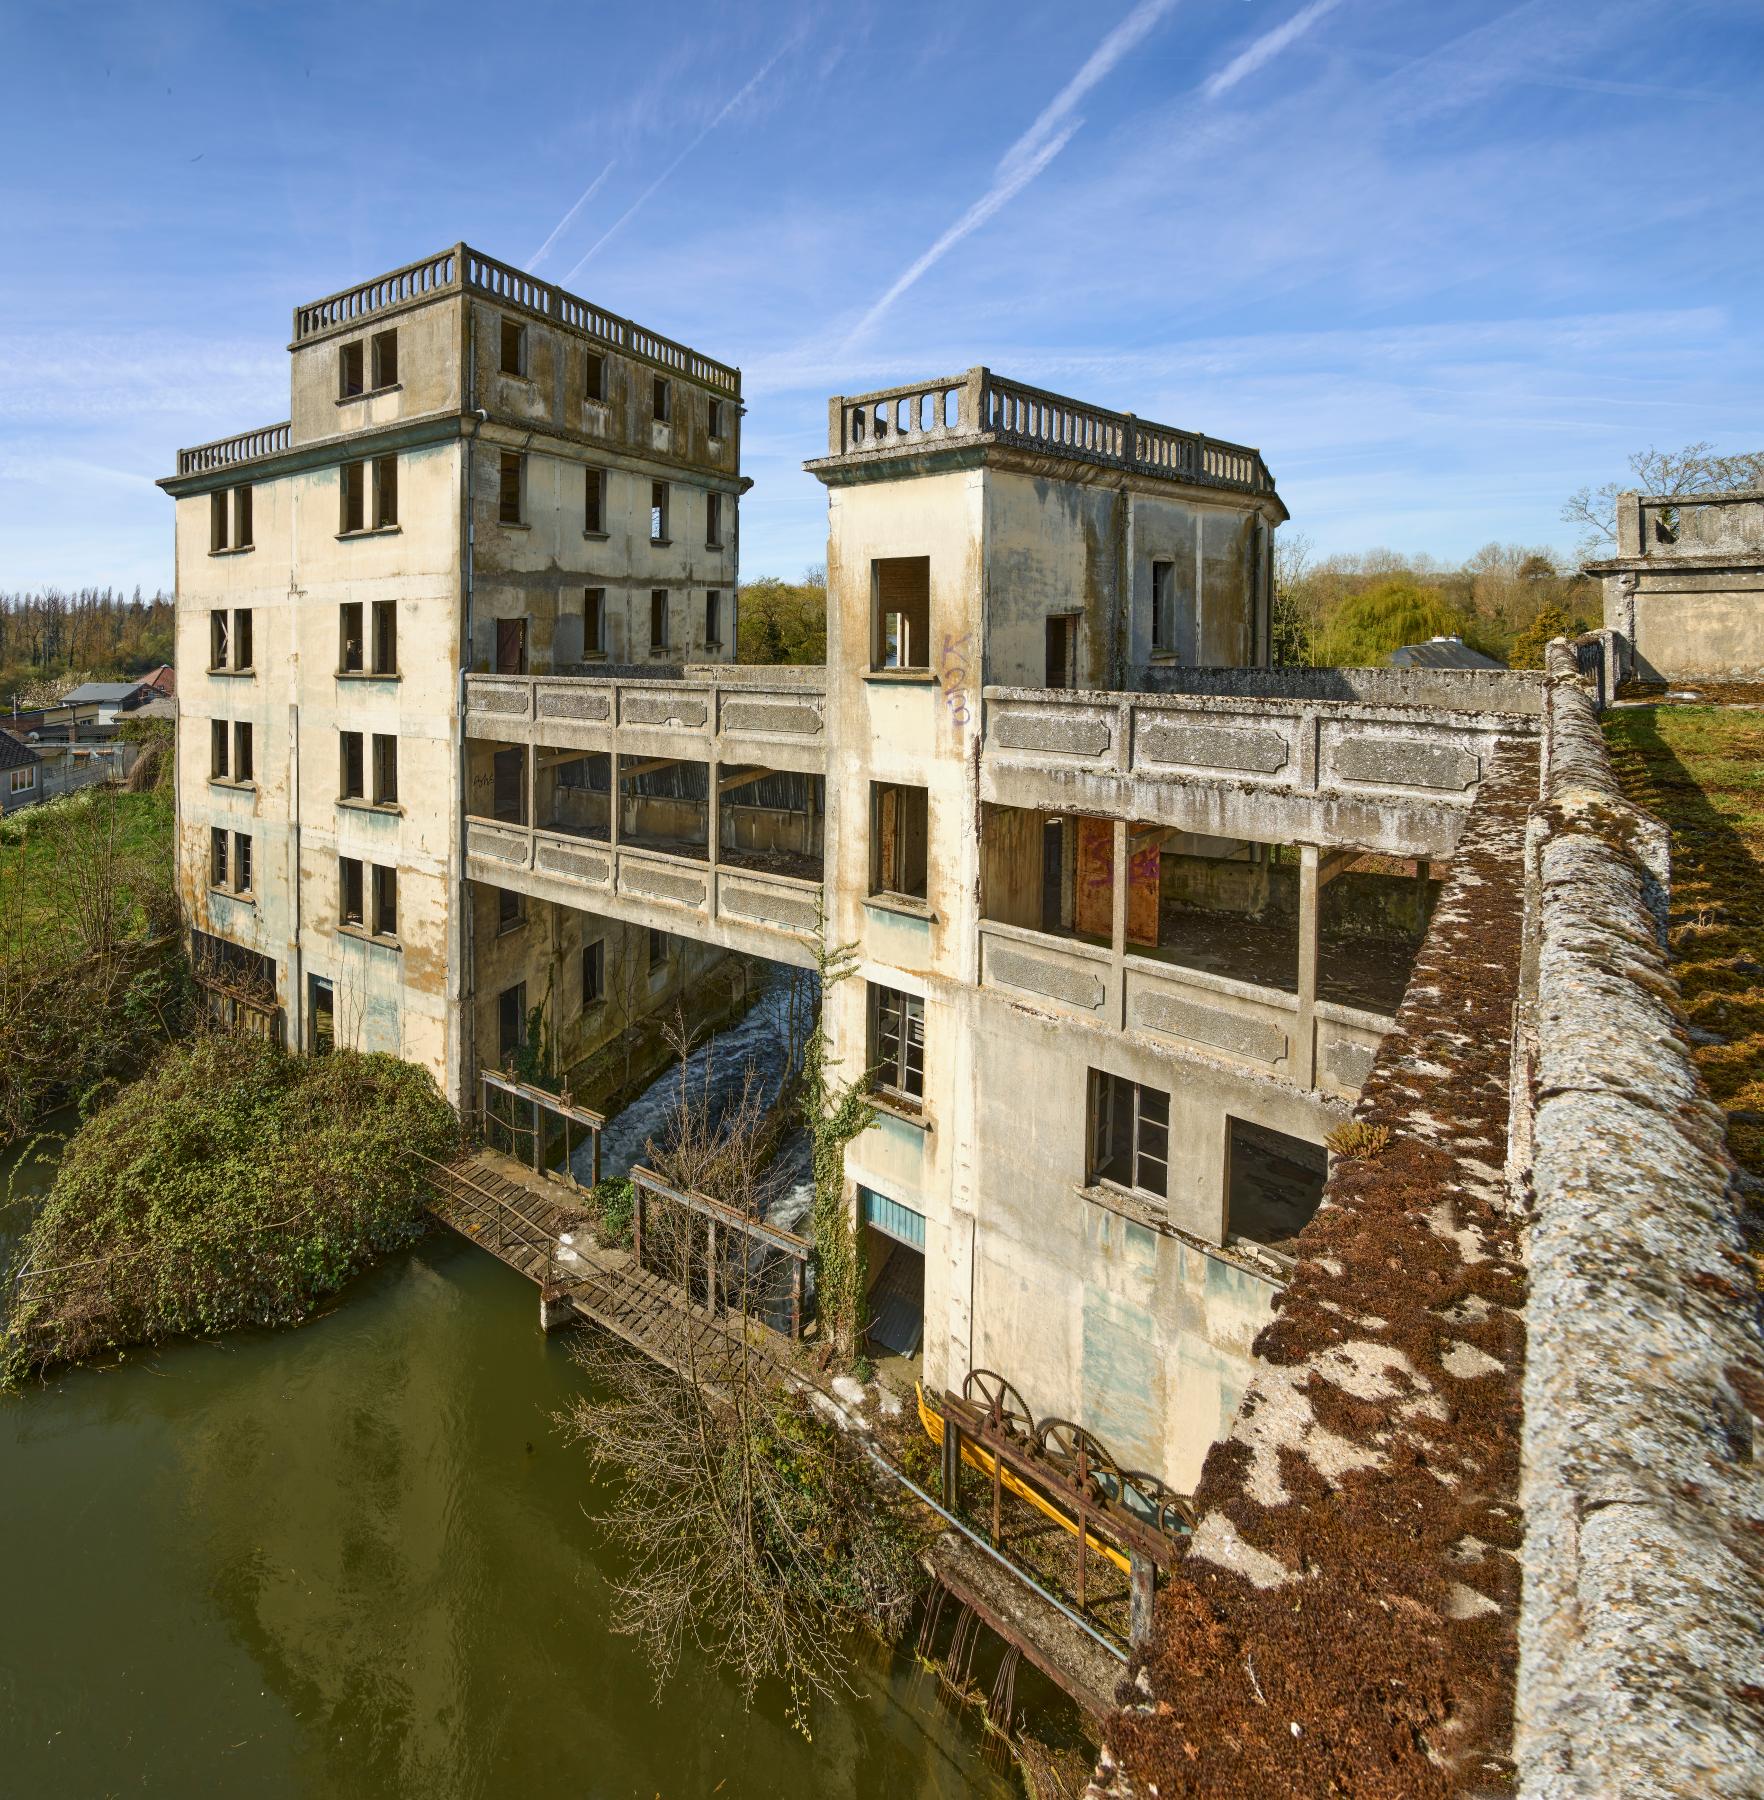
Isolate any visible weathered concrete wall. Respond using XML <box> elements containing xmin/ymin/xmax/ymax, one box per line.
<box><xmin>1511</xmin><ymin>647</ymin><xmax>1764</xmax><ymax>1799</ymax></box>
<box><xmin>289</xmin><ymin>293</ymin><xmax>464</xmax><ymax>445</ymax></box>
<box><xmin>1138</xmin><ymin>661</ymin><xmax>1545</xmax><ymax>715</ymax></box>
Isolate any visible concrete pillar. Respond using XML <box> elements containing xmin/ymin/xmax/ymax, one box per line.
<box><xmin>539</xmin><ymin>1284</ymin><xmax>574</xmax><ymax>1333</ymax></box>
<box><xmin>1110</xmin><ymin>818</ymin><xmax>1130</xmax><ymax>1031</ymax></box>
<box><xmin>707</xmin><ymin>756</ymin><xmax>720</xmax><ymax>925</ymax></box>
<box><xmin>1295</xmin><ymin>843</ymin><xmax>1320</xmax><ymax>1089</ymax></box>
<box><xmin>1615</xmin><ymin>491</ymin><xmax>1643</xmax><ymax>558</ymax></box>
<box><xmin>608</xmin><ymin>750</ymin><xmax>621</xmax><ymax>851</ymax></box>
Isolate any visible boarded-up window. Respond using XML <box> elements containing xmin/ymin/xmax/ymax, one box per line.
<box><xmin>871</xmin><ymin>782</ymin><xmax>928</xmax><ymax>899</ymax></box>
<box><xmin>495</xmin><ymin>617</ymin><xmax>528</xmax><ymax>675</ymax></box>
<box><xmin>872</xmin><ymin>556</ymin><xmax>930</xmax><ymax>669</ymax></box>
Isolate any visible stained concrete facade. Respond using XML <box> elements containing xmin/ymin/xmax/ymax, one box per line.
<box><xmin>1588</xmin><ymin>488</ymin><xmax>1764</xmax><ymax>682</ymax></box>
<box><xmin>161</xmin><ymin>246</ymin><xmax>744</xmax><ymax>1095</ymax></box>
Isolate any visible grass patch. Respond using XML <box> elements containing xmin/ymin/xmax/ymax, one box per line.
<box><xmin>2</xmin><ymin>1035</ymin><xmax>460</xmax><ymax>1381</ymax></box>
<box><xmin>1602</xmin><ymin>703</ymin><xmax>1764</xmax><ymax>1187</ymax></box>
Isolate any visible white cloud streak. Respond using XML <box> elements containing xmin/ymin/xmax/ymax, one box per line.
<box><xmin>526</xmin><ymin>162</ymin><xmax>617</xmax><ymax>271</ymax></box>
<box><xmin>1204</xmin><ymin>0</ymin><xmax>1342</xmax><ymax>99</ymax></box>
<box><xmin>561</xmin><ymin>34</ymin><xmax>799</xmax><ymax>284</ymax></box>
<box><xmin>840</xmin><ymin>0</ymin><xmax>1177</xmax><ymax>347</ymax></box>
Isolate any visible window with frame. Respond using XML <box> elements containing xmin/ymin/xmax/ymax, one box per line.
<box><xmin>339</xmin><ymin>730</ymin><xmax>364</xmax><ymax>800</ymax></box>
<box><xmin>704</xmin><ymin>590</ymin><xmax>722</xmax><ymax>648</ymax></box>
<box><xmin>339</xmin><ymin>339</ymin><xmax>365</xmax><ymax>398</ymax></box>
<box><xmin>209</xmin><ymin>609</ymin><xmax>229</xmax><ymax>670</ymax></box>
<box><xmin>372</xmin><ymin>599</ymin><xmax>397</xmax><ymax>674</ymax></box>
<box><xmin>233</xmin><ymin>721</ymin><xmax>254</xmax><ymax>785</ymax></box>
<box><xmin>372</xmin><ymin>455</ymin><xmax>398</xmax><ymax>529</ymax></box>
<box><xmin>371</xmin><ymin>733</ymin><xmax>397</xmax><ymax>805</ymax></box>
<box><xmin>497</xmin><ymin>886</ymin><xmax>523</xmax><ymax>932</ymax></box>
<box><xmin>372</xmin><ymin>864</ymin><xmax>397</xmax><ymax>937</ymax></box>
<box><xmin>1151</xmin><ymin>560</ymin><xmax>1174</xmax><ymax>655</ymax></box>
<box><xmin>371</xmin><ymin>328</ymin><xmax>398</xmax><ymax>389</ymax></box>
<box><xmin>339</xmin><ymin>856</ymin><xmax>364</xmax><ymax>926</ymax></box>
<box><xmin>9</xmin><ymin>765</ymin><xmax>34</xmax><ymax>795</ymax></box>
<box><xmin>868</xmin><ymin>985</ymin><xmax>925</xmax><ymax>1103</ymax></box>
<box><xmin>650</xmin><ymin>480</ymin><xmax>669</xmax><ymax>542</ymax></box>
<box><xmin>872</xmin><ymin>556</ymin><xmax>930</xmax><ymax>670</ymax></box>
<box><xmin>210</xmin><ymin>718</ymin><xmax>229</xmax><ymax>781</ymax></box>
<box><xmin>584</xmin><ymin>466</ymin><xmax>605</xmax><ymax>534</ymax></box>
<box><xmin>339</xmin><ymin>602</ymin><xmax>364</xmax><ymax>673</ymax></box>
<box><xmin>871</xmin><ymin>782</ymin><xmax>929</xmax><ymax>900</ymax></box>
<box><xmin>650</xmin><ymin>590</ymin><xmax>670</xmax><ymax>652</ymax></box>
<box><xmin>582</xmin><ymin>939</ymin><xmax>604</xmax><ymax>1006</ymax></box>
<box><xmin>233</xmin><ymin>485</ymin><xmax>253</xmax><ymax>549</ymax></box>
<box><xmin>499</xmin><ymin>452</ymin><xmax>524</xmax><ymax>525</ymax></box>
<box><xmin>706</xmin><ymin>491</ymin><xmax>722</xmax><ymax>548</ymax></box>
<box><xmin>231</xmin><ymin>832</ymin><xmax>253</xmax><ymax>895</ymax></box>
<box><xmin>647</xmin><ymin>927</ymin><xmax>668</xmax><ymax>971</ymax></box>
<box><xmin>210</xmin><ymin>826</ymin><xmax>228</xmax><ymax>888</ymax></box>
<box><xmin>584</xmin><ymin>588</ymin><xmax>607</xmax><ymax>657</ymax></box>
<box><xmin>707</xmin><ymin>396</ymin><xmax>726</xmax><ymax>438</ymax></box>
<box><xmin>584</xmin><ymin>349</ymin><xmax>605</xmax><ymax>402</ymax></box>
<box><xmin>233</xmin><ymin>608</ymin><xmax>253</xmax><ymax>670</ymax></box>
<box><xmin>1088</xmin><ymin>1070</ymin><xmax>1169</xmax><ymax>1200</ymax></box>
<box><xmin>340</xmin><ymin>461</ymin><xmax>366</xmax><ymax>533</ymax></box>
<box><xmin>210</xmin><ymin>490</ymin><xmax>229</xmax><ymax>553</ymax></box>
<box><xmin>652</xmin><ymin>374</ymin><xmax>671</xmax><ymax>423</ymax></box>
<box><xmin>499</xmin><ymin>317</ymin><xmax>526</xmax><ymax>376</ymax></box>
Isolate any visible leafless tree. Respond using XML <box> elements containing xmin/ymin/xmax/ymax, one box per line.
<box><xmin>1564</xmin><ymin>442</ymin><xmax>1764</xmax><ymax>556</ymax></box>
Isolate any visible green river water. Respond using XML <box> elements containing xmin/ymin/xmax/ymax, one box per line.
<box><xmin>0</xmin><ymin>1127</ymin><xmax>1031</xmax><ymax>1799</ymax></box>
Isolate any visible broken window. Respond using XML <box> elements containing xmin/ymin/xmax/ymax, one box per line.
<box><xmin>210</xmin><ymin>826</ymin><xmax>228</xmax><ymax>888</ymax></box>
<box><xmin>492</xmin><ymin>746</ymin><xmax>525</xmax><ymax>823</ymax></box>
<box><xmin>584</xmin><ymin>466</ymin><xmax>605</xmax><ymax>534</ymax></box>
<box><xmin>209</xmin><ymin>609</ymin><xmax>228</xmax><ymax>670</ymax></box>
<box><xmin>869</xmin><ymin>985</ymin><xmax>926</xmax><ymax>1104</ymax></box>
<box><xmin>707</xmin><ymin>396</ymin><xmax>725</xmax><ymax>438</ymax></box>
<box><xmin>650</xmin><ymin>481</ymin><xmax>668</xmax><ymax>542</ymax></box>
<box><xmin>499</xmin><ymin>316</ymin><xmax>525</xmax><ymax>376</ymax></box>
<box><xmin>233</xmin><ymin>608</ymin><xmax>253</xmax><ymax>670</ymax></box>
<box><xmin>706</xmin><ymin>491</ymin><xmax>722</xmax><ymax>547</ymax></box>
<box><xmin>234</xmin><ymin>721</ymin><xmax>253</xmax><ymax>785</ymax></box>
<box><xmin>584</xmin><ymin>348</ymin><xmax>605</xmax><ymax>402</ymax></box>
<box><xmin>871</xmin><ymin>782</ymin><xmax>929</xmax><ymax>900</ymax></box>
<box><xmin>1089</xmin><ymin>1070</ymin><xmax>1168</xmax><ymax>1200</ymax></box>
<box><xmin>210</xmin><ymin>718</ymin><xmax>229</xmax><ymax>781</ymax></box>
<box><xmin>704</xmin><ymin>590</ymin><xmax>722</xmax><ymax>647</ymax></box>
<box><xmin>1046</xmin><ymin>613</ymin><xmax>1079</xmax><ymax>689</ymax></box>
<box><xmin>652</xmin><ymin>374</ymin><xmax>671</xmax><ymax>423</ymax></box>
<box><xmin>372</xmin><ymin>455</ymin><xmax>398</xmax><ymax>529</ymax></box>
<box><xmin>1151</xmin><ymin>560</ymin><xmax>1175</xmax><ymax>655</ymax></box>
<box><xmin>372</xmin><ymin>864</ymin><xmax>397</xmax><ymax>938</ymax></box>
<box><xmin>341</xmin><ymin>461</ymin><xmax>366</xmax><ymax>533</ymax></box>
<box><xmin>310</xmin><ymin>976</ymin><xmax>335</xmax><ymax>1055</ymax></box>
<box><xmin>339</xmin><ymin>340</ymin><xmax>365</xmax><ymax>398</ymax></box>
<box><xmin>650</xmin><ymin>590</ymin><xmax>670</xmax><ymax>652</ymax></box>
<box><xmin>497</xmin><ymin>886</ymin><xmax>523</xmax><ymax>932</ymax></box>
<box><xmin>582</xmin><ymin>939</ymin><xmax>604</xmax><ymax>1006</ymax></box>
<box><xmin>371</xmin><ymin>328</ymin><xmax>397</xmax><ymax>389</ymax></box>
<box><xmin>232</xmin><ymin>832</ymin><xmax>253</xmax><ymax>895</ymax></box>
<box><xmin>499</xmin><ymin>451</ymin><xmax>524</xmax><ymax>525</ymax></box>
<box><xmin>371</xmin><ymin>733</ymin><xmax>397</xmax><ymax>805</ymax></box>
<box><xmin>372</xmin><ymin>600</ymin><xmax>397</xmax><ymax>674</ymax></box>
<box><xmin>495</xmin><ymin>617</ymin><xmax>528</xmax><ymax>675</ymax></box>
<box><xmin>498</xmin><ymin>982</ymin><xmax>526</xmax><ymax>1061</ymax></box>
<box><xmin>339</xmin><ymin>602</ymin><xmax>364</xmax><ymax>673</ymax></box>
<box><xmin>584</xmin><ymin>588</ymin><xmax>607</xmax><ymax>657</ymax></box>
<box><xmin>340</xmin><ymin>856</ymin><xmax>364</xmax><ymax>926</ymax></box>
<box><xmin>233</xmin><ymin>486</ymin><xmax>253</xmax><ymax>549</ymax></box>
<box><xmin>339</xmin><ymin>731</ymin><xmax>364</xmax><ymax>800</ymax></box>
<box><xmin>1227</xmin><ymin>1119</ymin><xmax>1326</xmax><ymax>1256</ymax></box>
<box><xmin>872</xmin><ymin>556</ymin><xmax>930</xmax><ymax>670</ymax></box>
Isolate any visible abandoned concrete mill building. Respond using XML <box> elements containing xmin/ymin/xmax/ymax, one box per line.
<box><xmin>163</xmin><ymin>249</ymin><xmax>1762</xmax><ymax>1794</ymax></box>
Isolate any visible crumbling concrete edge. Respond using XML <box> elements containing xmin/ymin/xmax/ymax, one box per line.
<box><xmin>1511</xmin><ymin>641</ymin><xmax>1764</xmax><ymax>1799</ymax></box>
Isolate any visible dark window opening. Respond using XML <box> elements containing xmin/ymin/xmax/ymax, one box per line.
<box><xmin>707</xmin><ymin>397</ymin><xmax>725</xmax><ymax>437</ymax></box>
<box><xmin>584</xmin><ymin>466</ymin><xmax>604</xmax><ymax>534</ymax></box>
<box><xmin>1045</xmin><ymin>612</ymin><xmax>1079</xmax><ymax>689</ymax></box>
<box><xmin>340</xmin><ymin>602</ymin><xmax>364</xmax><ymax>673</ymax></box>
<box><xmin>499</xmin><ymin>317</ymin><xmax>525</xmax><ymax>376</ymax></box>
<box><xmin>233</xmin><ymin>485</ymin><xmax>253</xmax><ymax>549</ymax></box>
<box><xmin>210</xmin><ymin>718</ymin><xmax>229</xmax><ymax>781</ymax></box>
<box><xmin>340</xmin><ymin>856</ymin><xmax>364</xmax><ymax>926</ymax></box>
<box><xmin>704</xmin><ymin>590</ymin><xmax>722</xmax><ymax>648</ymax></box>
<box><xmin>498</xmin><ymin>982</ymin><xmax>526</xmax><ymax>1062</ymax></box>
<box><xmin>210</xmin><ymin>826</ymin><xmax>227</xmax><ymax>888</ymax></box>
<box><xmin>582</xmin><ymin>940</ymin><xmax>604</xmax><ymax>1006</ymax></box>
<box><xmin>371</xmin><ymin>328</ymin><xmax>398</xmax><ymax>389</ymax></box>
<box><xmin>310</xmin><ymin>976</ymin><xmax>335</xmax><ymax>1055</ymax></box>
<box><xmin>233</xmin><ymin>608</ymin><xmax>253</xmax><ymax>670</ymax></box>
<box><xmin>372</xmin><ymin>600</ymin><xmax>397</xmax><ymax>674</ymax></box>
<box><xmin>210</xmin><ymin>490</ymin><xmax>229</xmax><ymax>553</ymax></box>
<box><xmin>371</xmin><ymin>733</ymin><xmax>397</xmax><ymax>805</ymax></box>
<box><xmin>1227</xmin><ymin>1119</ymin><xmax>1327</xmax><ymax>1257</ymax></box>
<box><xmin>339</xmin><ymin>340</ymin><xmax>365</xmax><ymax>398</ymax></box>
<box><xmin>339</xmin><ymin>731</ymin><xmax>364</xmax><ymax>801</ymax></box>
<box><xmin>341</xmin><ymin>460</ymin><xmax>366</xmax><ymax>533</ymax></box>
<box><xmin>650</xmin><ymin>480</ymin><xmax>668</xmax><ymax>542</ymax></box>
<box><xmin>584</xmin><ymin>349</ymin><xmax>605</xmax><ymax>402</ymax></box>
<box><xmin>647</xmin><ymin>927</ymin><xmax>668</xmax><ymax>971</ymax></box>
<box><xmin>498</xmin><ymin>452</ymin><xmax>524</xmax><ymax>525</ymax></box>
<box><xmin>232</xmin><ymin>832</ymin><xmax>253</xmax><ymax>895</ymax></box>
<box><xmin>872</xmin><ymin>556</ymin><xmax>930</xmax><ymax>670</ymax></box>
<box><xmin>650</xmin><ymin>590</ymin><xmax>669</xmax><ymax>651</ymax></box>
<box><xmin>209</xmin><ymin>609</ymin><xmax>228</xmax><ymax>670</ymax></box>
<box><xmin>871</xmin><ymin>782</ymin><xmax>928</xmax><ymax>900</ymax></box>
<box><xmin>492</xmin><ymin>746</ymin><xmax>526</xmax><ymax>823</ymax></box>
<box><xmin>233</xmin><ymin>722</ymin><xmax>254</xmax><ymax>785</ymax></box>
<box><xmin>1151</xmin><ymin>560</ymin><xmax>1174</xmax><ymax>654</ymax></box>
<box><xmin>1089</xmin><ymin>1070</ymin><xmax>1168</xmax><ymax>1200</ymax></box>
<box><xmin>497</xmin><ymin>886</ymin><xmax>523</xmax><ymax>932</ymax></box>
<box><xmin>652</xmin><ymin>375</ymin><xmax>671</xmax><ymax>422</ymax></box>
<box><xmin>584</xmin><ymin>588</ymin><xmax>607</xmax><ymax>657</ymax></box>
<box><xmin>706</xmin><ymin>492</ymin><xmax>722</xmax><ymax>547</ymax></box>
<box><xmin>372</xmin><ymin>455</ymin><xmax>398</xmax><ymax>529</ymax></box>
<box><xmin>869</xmin><ymin>985</ymin><xmax>925</xmax><ymax>1103</ymax></box>
<box><xmin>372</xmin><ymin>864</ymin><xmax>397</xmax><ymax>937</ymax></box>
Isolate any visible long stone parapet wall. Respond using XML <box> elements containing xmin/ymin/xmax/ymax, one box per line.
<box><xmin>1135</xmin><ymin>661</ymin><xmax>1545</xmax><ymax>716</ymax></box>
<box><xmin>1511</xmin><ymin>644</ymin><xmax>1764</xmax><ymax>1798</ymax></box>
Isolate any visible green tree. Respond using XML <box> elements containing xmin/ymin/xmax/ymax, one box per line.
<box><xmin>737</xmin><ymin>573</ymin><xmax>827</xmax><ymax>665</ymax></box>
<box><xmin>1316</xmin><ymin>579</ymin><xmax>1472</xmax><ymax>667</ymax></box>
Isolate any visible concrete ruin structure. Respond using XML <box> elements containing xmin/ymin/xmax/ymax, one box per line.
<box><xmin>1588</xmin><ymin>487</ymin><xmax>1764</xmax><ymax>683</ymax></box>
<box><xmin>164</xmin><ymin>249</ymin><xmax>1763</xmax><ymax>1797</ymax></box>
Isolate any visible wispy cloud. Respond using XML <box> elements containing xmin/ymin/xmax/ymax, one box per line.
<box><xmin>561</xmin><ymin>32</ymin><xmax>802</xmax><ymax>284</ymax></box>
<box><xmin>1204</xmin><ymin>0</ymin><xmax>1342</xmax><ymax>99</ymax></box>
<box><xmin>840</xmin><ymin>0</ymin><xmax>1178</xmax><ymax>347</ymax></box>
<box><xmin>526</xmin><ymin>162</ymin><xmax>616</xmax><ymax>271</ymax></box>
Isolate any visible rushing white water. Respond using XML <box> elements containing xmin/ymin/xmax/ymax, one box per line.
<box><xmin>573</xmin><ymin>964</ymin><xmax>821</xmax><ymax>1234</ymax></box>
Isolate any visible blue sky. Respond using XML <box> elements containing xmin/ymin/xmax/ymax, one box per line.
<box><xmin>3</xmin><ymin>0</ymin><xmax>1761</xmax><ymax>594</ymax></box>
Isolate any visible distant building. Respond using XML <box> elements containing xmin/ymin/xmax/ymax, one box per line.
<box><xmin>142</xmin><ymin>664</ymin><xmax>177</xmax><ymax>698</ymax></box>
<box><xmin>0</xmin><ymin>729</ymin><xmax>42</xmax><ymax>814</ymax></box>
<box><xmin>1389</xmin><ymin>635</ymin><xmax>1502</xmax><ymax>671</ymax></box>
<box><xmin>58</xmin><ymin>679</ymin><xmax>159</xmax><ymax>726</ymax></box>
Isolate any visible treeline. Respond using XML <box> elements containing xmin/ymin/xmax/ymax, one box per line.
<box><xmin>736</xmin><ymin>571</ymin><xmax>827</xmax><ymax>665</ymax></box>
<box><xmin>1273</xmin><ymin>541</ymin><xmax>1600</xmax><ymax>671</ymax></box>
<box><xmin>0</xmin><ymin>587</ymin><xmax>175</xmax><ymax>706</ymax></box>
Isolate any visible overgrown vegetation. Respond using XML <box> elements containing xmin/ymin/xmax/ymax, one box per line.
<box><xmin>736</xmin><ymin>571</ymin><xmax>827</xmax><ymax>665</ymax></box>
<box><xmin>0</xmin><ymin>586</ymin><xmax>173</xmax><ymax>705</ymax></box>
<box><xmin>0</xmin><ymin>784</ymin><xmax>186</xmax><ymax>1138</ymax></box>
<box><xmin>1</xmin><ymin>1036</ymin><xmax>460</xmax><ymax>1382</ymax></box>
<box><xmin>1602</xmin><ymin>701</ymin><xmax>1764</xmax><ymax>1239</ymax></box>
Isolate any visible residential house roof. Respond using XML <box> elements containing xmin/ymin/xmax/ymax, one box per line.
<box><xmin>59</xmin><ymin>680</ymin><xmax>151</xmax><ymax>706</ymax></box>
<box><xmin>1390</xmin><ymin>636</ymin><xmax>1504</xmax><ymax>671</ymax></box>
<box><xmin>0</xmin><ymin>729</ymin><xmax>41</xmax><ymax>770</ymax></box>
